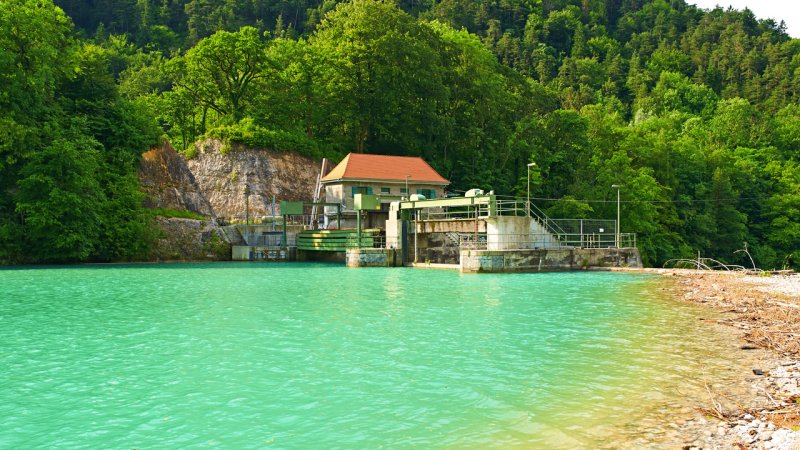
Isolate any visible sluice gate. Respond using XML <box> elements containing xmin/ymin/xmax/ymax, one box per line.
<box><xmin>296</xmin><ymin>229</ymin><xmax>385</xmax><ymax>252</ymax></box>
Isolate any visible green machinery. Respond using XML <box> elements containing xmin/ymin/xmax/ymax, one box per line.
<box><xmin>286</xmin><ymin>194</ymin><xmax>498</xmax><ymax>254</ymax></box>
<box><xmin>396</xmin><ymin>194</ymin><xmax>495</xmax><ymax>215</ymax></box>
<box><xmin>295</xmin><ymin>229</ymin><xmax>384</xmax><ymax>251</ymax></box>
<box><xmin>284</xmin><ymin>195</ymin><xmax>385</xmax><ymax>252</ymax></box>
<box><xmin>280</xmin><ymin>200</ymin><xmax>342</xmax><ymax>251</ymax></box>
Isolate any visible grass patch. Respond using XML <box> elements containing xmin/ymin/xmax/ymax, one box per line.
<box><xmin>150</xmin><ymin>208</ymin><xmax>207</xmax><ymax>220</ymax></box>
<box><xmin>205</xmin><ymin>118</ymin><xmax>343</xmax><ymax>161</ymax></box>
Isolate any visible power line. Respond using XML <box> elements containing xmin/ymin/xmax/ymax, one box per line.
<box><xmin>528</xmin><ymin>196</ymin><xmax>773</xmax><ymax>204</ymax></box>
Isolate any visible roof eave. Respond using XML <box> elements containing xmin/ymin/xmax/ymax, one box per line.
<box><xmin>321</xmin><ymin>177</ymin><xmax>450</xmax><ymax>185</ymax></box>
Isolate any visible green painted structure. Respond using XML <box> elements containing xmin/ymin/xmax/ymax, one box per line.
<box><xmin>296</xmin><ymin>229</ymin><xmax>384</xmax><ymax>252</ymax></box>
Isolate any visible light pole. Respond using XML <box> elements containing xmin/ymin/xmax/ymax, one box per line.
<box><xmin>405</xmin><ymin>175</ymin><xmax>410</xmax><ymax>200</ymax></box>
<box><xmin>612</xmin><ymin>184</ymin><xmax>620</xmax><ymax>248</ymax></box>
<box><xmin>244</xmin><ymin>184</ymin><xmax>251</xmax><ymax>225</ymax></box>
<box><xmin>526</xmin><ymin>162</ymin><xmax>536</xmax><ymax>217</ymax></box>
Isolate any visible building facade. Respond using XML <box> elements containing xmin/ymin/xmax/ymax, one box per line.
<box><xmin>321</xmin><ymin>153</ymin><xmax>449</xmax><ymax>227</ymax></box>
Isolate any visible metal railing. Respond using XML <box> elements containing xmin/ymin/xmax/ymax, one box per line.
<box><xmin>284</xmin><ymin>214</ymin><xmax>326</xmax><ymax>227</ymax></box>
<box><xmin>411</xmin><ymin>197</ymin><xmax>567</xmax><ymax>234</ymax></box>
<box><xmin>458</xmin><ymin>232</ymin><xmax>636</xmax><ymax>250</ymax></box>
<box><xmin>548</xmin><ymin>219</ymin><xmax>617</xmax><ymax>235</ymax></box>
<box><xmin>411</xmin><ymin>205</ymin><xmax>489</xmax><ymax>221</ymax></box>
<box><xmin>347</xmin><ymin>235</ymin><xmax>386</xmax><ymax>249</ymax></box>
<box><xmin>244</xmin><ymin>232</ymin><xmax>285</xmax><ymax>247</ymax></box>
<box><xmin>408</xmin><ymin>197</ymin><xmax>627</xmax><ymax>249</ymax></box>
<box><xmin>247</xmin><ymin>248</ymin><xmax>290</xmax><ymax>260</ymax></box>
<box><xmin>229</xmin><ymin>214</ymin><xmax>284</xmax><ymax>226</ymax></box>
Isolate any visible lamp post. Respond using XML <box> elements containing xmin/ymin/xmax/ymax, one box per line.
<box><xmin>526</xmin><ymin>162</ymin><xmax>536</xmax><ymax>217</ymax></box>
<box><xmin>405</xmin><ymin>175</ymin><xmax>410</xmax><ymax>200</ymax></box>
<box><xmin>244</xmin><ymin>184</ymin><xmax>251</xmax><ymax>225</ymax></box>
<box><xmin>612</xmin><ymin>184</ymin><xmax>620</xmax><ymax>248</ymax></box>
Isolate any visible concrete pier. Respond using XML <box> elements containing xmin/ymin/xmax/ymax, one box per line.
<box><xmin>345</xmin><ymin>248</ymin><xmax>400</xmax><ymax>267</ymax></box>
<box><xmin>460</xmin><ymin>247</ymin><xmax>642</xmax><ymax>273</ymax></box>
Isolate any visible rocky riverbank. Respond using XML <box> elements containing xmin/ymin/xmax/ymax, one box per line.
<box><xmin>651</xmin><ymin>270</ymin><xmax>800</xmax><ymax>449</ymax></box>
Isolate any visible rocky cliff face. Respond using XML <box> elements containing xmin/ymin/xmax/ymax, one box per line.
<box><xmin>186</xmin><ymin>139</ymin><xmax>321</xmax><ymax>219</ymax></box>
<box><xmin>139</xmin><ymin>139</ymin><xmax>322</xmax><ymax>260</ymax></box>
<box><xmin>139</xmin><ymin>139</ymin><xmax>321</xmax><ymax>220</ymax></box>
<box><xmin>139</xmin><ymin>142</ymin><xmax>215</xmax><ymax>217</ymax></box>
<box><xmin>149</xmin><ymin>217</ymin><xmax>231</xmax><ymax>261</ymax></box>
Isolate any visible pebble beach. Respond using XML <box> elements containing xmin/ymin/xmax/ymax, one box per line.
<box><xmin>643</xmin><ymin>270</ymin><xmax>800</xmax><ymax>449</ymax></box>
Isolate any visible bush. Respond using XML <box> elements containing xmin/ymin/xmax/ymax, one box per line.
<box><xmin>207</xmin><ymin>118</ymin><xmax>321</xmax><ymax>158</ymax></box>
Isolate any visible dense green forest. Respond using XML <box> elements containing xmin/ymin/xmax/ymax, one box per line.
<box><xmin>1</xmin><ymin>0</ymin><xmax>798</xmax><ymax>268</ymax></box>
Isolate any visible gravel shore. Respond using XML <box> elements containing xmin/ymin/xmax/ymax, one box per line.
<box><xmin>647</xmin><ymin>269</ymin><xmax>800</xmax><ymax>449</ymax></box>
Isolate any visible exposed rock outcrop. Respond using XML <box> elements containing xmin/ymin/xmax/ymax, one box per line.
<box><xmin>149</xmin><ymin>217</ymin><xmax>231</xmax><ymax>261</ymax></box>
<box><xmin>139</xmin><ymin>142</ymin><xmax>215</xmax><ymax>217</ymax></box>
<box><xmin>186</xmin><ymin>139</ymin><xmax>320</xmax><ymax>219</ymax></box>
<box><xmin>138</xmin><ymin>139</ymin><xmax>321</xmax><ymax>259</ymax></box>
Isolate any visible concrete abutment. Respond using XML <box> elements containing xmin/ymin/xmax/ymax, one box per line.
<box><xmin>459</xmin><ymin>247</ymin><xmax>642</xmax><ymax>273</ymax></box>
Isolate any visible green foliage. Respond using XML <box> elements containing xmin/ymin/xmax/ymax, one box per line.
<box><xmin>546</xmin><ymin>196</ymin><xmax>594</xmax><ymax>219</ymax></box>
<box><xmin>172</xmin><ymin>26</ymin><xmax>272</xmax><ymax>122</ymax></box>
<box><xmin>11</xmin><ymin>0</ymin><xmax>800</xmax><ymax>269</ymax></box>
<box><xmin>206</xmin><ymin>119</ymin><xmax>326</xmax><ymax>159</ymax></box>
<box><xmin>642</xmin><ymin>72</ymin><xmax>718</xmax><ymax>118</ymax></box>
<box><xmin>15</xmin><ymin>134</ymin><xmax>103</xmax><ymax>262</ymax></box>
<box><xmin>202</xmin><ymin>231</ymin><xmax>232</xmax><ymax>261</ymax></box>
<box><xmin>0</xmin><ymin>0</ymin><xmax>159</xmax><ymax>264</ymax></box>
<box><xmin>310</xmin><ymin>0</ymin><xmax>449</xmax><ymax>154</ymax></box>
<box><xmin>150</xmin><ymin>208</ymin><xmax>206</xmax><ymax>220</ymax></box>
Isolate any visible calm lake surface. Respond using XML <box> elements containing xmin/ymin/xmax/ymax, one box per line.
<box><xmin>0</xmin><ymin>263</ymin><xmax>743</xmax><ymax>448</ymax></box>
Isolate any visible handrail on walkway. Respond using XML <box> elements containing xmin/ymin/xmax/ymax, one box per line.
<box><xmin>458</xmin><ymin>232</ymin><xmax>636</xmax><ymax>250</ymax></box>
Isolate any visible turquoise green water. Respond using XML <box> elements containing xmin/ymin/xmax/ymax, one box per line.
<box><xmin>0</xmin><ymin>263</ymin><xmax>741</xmax><ymax>448</ymax></box>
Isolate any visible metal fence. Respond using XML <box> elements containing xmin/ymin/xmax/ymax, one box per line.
<box><xmin>240</xmin><ymin>231</ymin><xmax>296</xmax><ymax>247</ymax></box>
<box><xmin>247</xmin><ymin>248</ymin><xmax>289</xmax><ymax>260</ymax></box>
<box><xmin>346</xmin><ymin>235</ymin><xmax>386</xmax><ymax>249</ymax></box>
<box><xmin>411</xmin><ymin>197</ymin><xmax>576</xmax><ymax>239</ymax></box>
<box><xmin>548</xmin><ymin>219</ymin><xmax>617</xmax><ymax>235</ymax></box>
<box><xmin>458</xmin><ymin>232</ymin><xmax>636</xmax><ymax>250</ymax></box>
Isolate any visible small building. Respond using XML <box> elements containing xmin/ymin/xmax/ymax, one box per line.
<box><xmin>321</xmin><ymin>153</ymin><xmax>449</xmax><ymax>227</ymax></box>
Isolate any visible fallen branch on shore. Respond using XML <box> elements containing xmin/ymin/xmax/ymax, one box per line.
<box><xmin>671</xmin><ymin>270</ymin><xmax>800</xmax><ymax>447</ymax></box>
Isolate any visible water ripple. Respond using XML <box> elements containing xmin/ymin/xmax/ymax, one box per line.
<box><xmin>0</xmin><ymin>263</ymin><xmax>750</xmax><ymax>448</ymax></box>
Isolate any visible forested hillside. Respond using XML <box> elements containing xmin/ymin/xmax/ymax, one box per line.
<box><xmin>2</xmin><ymin>0</ymin><xmax>798</xmax><ymax>268</ymax></box>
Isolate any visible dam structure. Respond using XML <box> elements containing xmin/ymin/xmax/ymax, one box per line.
<box><xmin>343</xmin><ymin>192</ymin><xmax>641</xmax><ymax>273</ymax></box>
<box><xmin>231</xmin><ymin>192</ymin><xmax>641</xmax><ymax>272</ymax></box>
<box><xmin>229</xmin><ymin>153</ymin><xmax>640</xmax><ymax>272</ymax></box>
<box><xmin>230</xmin><ymin>192</ymin><xmax>640</xmax><ymax>272</ymax></box>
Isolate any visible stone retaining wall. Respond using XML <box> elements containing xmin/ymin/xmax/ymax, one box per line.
<box><xmin>460</xmin><ymin>247</ymin><xmax>642</xmax><ymax>273</ymax></box>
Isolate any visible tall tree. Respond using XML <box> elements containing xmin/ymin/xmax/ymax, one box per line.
<box><xmin>310</xmin><ymin>0</ymin><xmax>448</xmax><ymax>153</ymax></box>
<box><xmin>170</xmin><ymin>26</ymin><xmax>272</xmax><ymax>124</ymax></box>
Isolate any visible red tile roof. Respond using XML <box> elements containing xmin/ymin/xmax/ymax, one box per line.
<box><xmin>321</xmin><ymin>153</ymin><xmax>449</xmax><ymax>184</ymax></box>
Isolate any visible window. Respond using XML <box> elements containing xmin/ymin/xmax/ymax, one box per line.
<box><xmin>381</xmin><ymin>187</ymin><xmax>391</xmax><ymax>194</ymax></box>
<box><xmin>399</xmin><ymin>188</ymin><xmax>408</xmax><ymax>194</ymax></box>
<box><xmin>351</xmin><ymin>186</ymin><xmax>372</xmax><ymax>197</ymax></box>
<box><xmin>416</xmin><ymin>189</ymin><xmax>436</xmax><ymax>199</ymax></box>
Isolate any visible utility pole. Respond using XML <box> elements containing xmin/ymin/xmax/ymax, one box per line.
<box><xmin>244</xmin><ymin>184</ymin><xmax>251</xmax><ymax>225</ymax></box>
<box><xmin>612</xmin><ymin>184</ymin><xmax>620</xmax><ymax>248</ymax></box>
<box><xmin>527</xmin><ymin>162</ymin><xmax>536</xmax><ymax>217</ymax></box>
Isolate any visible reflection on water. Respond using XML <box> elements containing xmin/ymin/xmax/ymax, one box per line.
<box><xmin>0</xmin><ymin>263</ymin><xmax>749</xmax><ymax>448</ymax></box>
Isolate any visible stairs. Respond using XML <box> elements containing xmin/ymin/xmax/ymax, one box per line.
<box><xmin>444</xmin><ymin>231</ymin><xmax>460</xmax><ymax>246</ymax></box>
<box><xmin>310</xmin><ymin>158</ymin><xmax>329</xmax><ymax>226</ymax></box>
